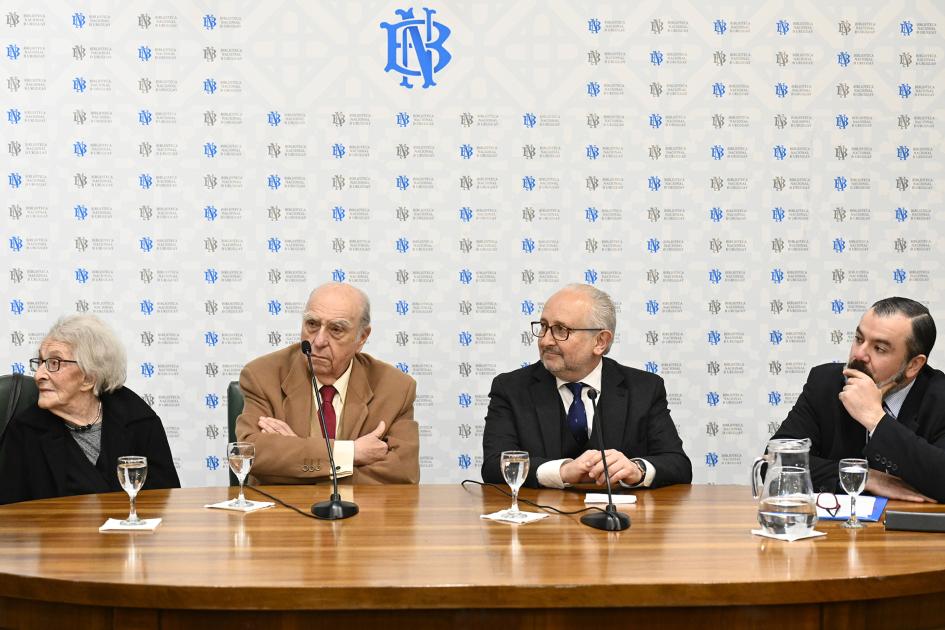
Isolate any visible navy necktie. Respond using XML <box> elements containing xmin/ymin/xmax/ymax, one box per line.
<box><xmin>565</xmin><ymin>382</ymin><xmax>588</xmax><ymax>446</ymax></box>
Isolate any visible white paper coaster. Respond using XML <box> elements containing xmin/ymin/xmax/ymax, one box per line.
<box><xmin>205</xmin><ymin>499</ymin><xmax>275</xmax><ymax>513</ymax></box>
<box><xmin>481</xmin><ymin>509</ymin><xmax>549</xmax><ymax>524</ymax></box>
<box><xmin>99</xmin><ymin>517</ymin><xmax>162</xmax><ymax>532</ymax></box>
<box><xmin>751</xmin><ymin>528</ymin><xmax>827</xmax><ymax>542</ymax></box>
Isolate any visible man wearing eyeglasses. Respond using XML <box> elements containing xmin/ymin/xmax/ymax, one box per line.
<box><xmin>235</xmin><ymin>283</ymin><xmax>419</xmax><ymax>484</ymax></box>
<box><xmin>481</xmin><ymin>284</ymin><xmax>692</xmax><ymax>489</ymax></box>
<box><xmin>772</xmin><ymin>297</ymin><xmax>945</xmax><ymax>502</ymax></box>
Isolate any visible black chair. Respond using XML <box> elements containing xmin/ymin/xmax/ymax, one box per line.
<box><xmin>0</xmin><ymin>373</ymin><xmax>38</xmax><ymax>441</ymax></box>
<box><xmin>227</xmin><ymin>381</ymin><xmax>244</xmax><ymax>486</ymax></box>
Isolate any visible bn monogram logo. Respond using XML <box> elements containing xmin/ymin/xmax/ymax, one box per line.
<box><xmin>381</xmin><ymin>8</ymin><xmax>452</xmax><ymax>89</ymax></box>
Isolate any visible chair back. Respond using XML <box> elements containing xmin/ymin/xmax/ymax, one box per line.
<box><xmin>0</xmin><ymin>374</ymin><xmax>38</xmax><ymax>441</ymax></box>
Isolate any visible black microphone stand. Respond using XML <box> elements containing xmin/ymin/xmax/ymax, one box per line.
<box><xmin>301</xmin><ymin>342</ymin><xmax>358</xmax><ymax>520</ymax></box>
<box><xmin>580</xmin><ymin>388</ymin><xmax>630</xmax><ymax>531</ymax></box>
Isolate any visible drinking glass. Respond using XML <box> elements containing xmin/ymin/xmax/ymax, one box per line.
<box><xmin>500</xmin><ymin>451</ymin><xmax>529</xmax><ymax>513</ymax></box>
<box><xmin>116</xmin><ymin>456</ymin><xmax>148</xmax><ymax>525</ymax></box>
<box><xmin>839</xmin><ymin>458</ymin><xmax>869</xmax><ymax>529</ymax></box>
<box><xmin>227</xmin><ymin>442</ymin><xmax>255</xmax><ymax>507</ymax></box>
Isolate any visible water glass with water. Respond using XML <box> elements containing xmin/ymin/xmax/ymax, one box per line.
<box><xmin>117</xmin><ymin>456</ymin><xmax>148</xmax><ymax>525</ymax></box>
<box><xmin>839</xmin><ymin>458</ymin><xmax>869</xmax><ymax>529</ymax></box>
<box><xmin>227</xmin><ymin>442</ymin><xmax>255</xmax><ymax>507</ymax></box>
<box><xmin>500</xmin><ymin>450</ymin><xmax>529</xmax><ymax>513</ymax></box>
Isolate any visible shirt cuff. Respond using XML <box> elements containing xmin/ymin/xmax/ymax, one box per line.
<box><xmin>332</xmin><ymin>439</ymin><xmax>354</xmax><ymax>478</ymax></box>
<box><xmin>618</xmin><ymin>458</ymin><xmax>654</xmax><ymax>489</ymax></box>
<box><xmin>536</xmin><ymin>458</ymin><xmax>571</xmax><ymax>489</ymax></box>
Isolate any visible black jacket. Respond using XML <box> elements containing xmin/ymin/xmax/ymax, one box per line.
<box><xmin>772</xmin><ymin>363</ymin><xmax>945</xmax><ymax>502</ymax></box>
<box><xmin>0</xmin><ymin>386</ymin><xmax>180</xmax><ymax>504</ymax></box>
<box><xmin>481</xmin><ymin>357</ymin><xmax>692</xmax><ymax>489</ymax></box>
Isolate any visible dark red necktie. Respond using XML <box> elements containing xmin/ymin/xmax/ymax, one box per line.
<box><xmin>319</xmin><ymin>385</ymin><xmax>337</xmax><ymax>439</ymax></box>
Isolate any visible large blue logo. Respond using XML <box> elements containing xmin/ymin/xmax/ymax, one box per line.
<box><xmin>380</xmin><ymin>8</ymin><xmax>451</xmax><ymax>89</ymax></box>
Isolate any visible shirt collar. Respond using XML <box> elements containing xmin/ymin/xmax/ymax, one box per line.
<box><xmin>315</xmin><ymin>358</ymin><xmax>354</xmax><ymax>405</ymax></box>
<box><xmin>883</xmin><ymin>377</ymin><xmax>916</xmax><ymax>419</ymax></box>
<box><xmin>554</xmin><ymin>359</ymin><xmax>603</xmax><ymax>395</ymax></box>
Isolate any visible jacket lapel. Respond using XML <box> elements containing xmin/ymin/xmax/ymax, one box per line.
<box><xmin>895</xmin><ymin>366</ymin><xmax>929</xmax><ymax>432</ymax></box>
<box><xmin>340</xmin><ymin>358</ymin><xmax>371</xmax><ymax>440</ymax></box>
<box><xmin>282</xmin><ymin>348</ymin><xmax>315</xmax><ymax>437</ymax></box>
<box><xmin>596</xmin><ymin>358</ymin><xmax>629</xmax><ymax>449</ymax></box>
<box><xmin>529</xmin><ymin>364</ymin><xmax>563</xmax><ymax>458</ymax></box>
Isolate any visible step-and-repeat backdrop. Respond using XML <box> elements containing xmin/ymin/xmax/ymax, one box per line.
<box><xmin>2</xmin><ymin>2</ymin><xmax>941</xmax><ymax>486</ymax></box>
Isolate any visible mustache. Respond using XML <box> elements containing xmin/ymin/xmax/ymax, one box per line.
<box><xmin>846</xmin><ymin>358</ymin><xmax>873</xmax><ymax>378</ymax></box>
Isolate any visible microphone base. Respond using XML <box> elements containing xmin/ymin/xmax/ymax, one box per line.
<box><xmin>581</xmin><ymin>506</ymin><xmax>631</xmax><ymax>531</ymax></box>
<box><xmin>311</xmin><ymin>494</ymin><xmax>359</xmax><ymax>520</ymax></box>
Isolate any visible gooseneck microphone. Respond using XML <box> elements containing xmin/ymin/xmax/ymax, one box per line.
<box><xmin>581</xmin><ymin>388</ymin><xmax>631</xmax><ymax>531</ymax></box>
<box><xmin>300</xmin><ymin>340</ymin><xmax>358</xmax><ymax>520</ymax></box>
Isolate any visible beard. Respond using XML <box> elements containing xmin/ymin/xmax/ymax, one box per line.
<box><xmin>846</xmin><ymin>357</ymin><xmax>908</xmax><ymax>394</ymax></box>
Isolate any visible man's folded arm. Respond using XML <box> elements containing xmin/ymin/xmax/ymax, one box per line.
<box><xmin>867</xmin><ymin>418</ymin><xmax>945</xmax><ymax>502</ymax></box>
<box><xmin>353</xmin><ymin>379</ymin><xmax>420</xmax><ymax>484</ymax></box>
<box><xmin>236</xmin><ymin>365</ymin><xmax>332</xmax><ymax>481</ymax></box>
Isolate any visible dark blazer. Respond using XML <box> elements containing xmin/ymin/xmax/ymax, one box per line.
<box><xmin>0</xmin><ymin>386</ymin><xmax>180</xmax><ymax>505</ymax></box>
<box><xmin>772</xmin><ymin>362</ymin><xmax>945</xmax><ymax>502</ymax></box>
<box><xmin>481</xmin><ymin>357</ymin><xmax>692</xmax><ymax>489</ymax></box>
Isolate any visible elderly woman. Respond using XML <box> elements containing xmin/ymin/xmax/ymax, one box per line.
<box><xmin>0</xmin><ymin>314</ymin><xmax>180</xmax><ymax>504</ymax></box>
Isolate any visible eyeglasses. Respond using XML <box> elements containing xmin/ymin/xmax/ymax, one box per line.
<box><xmin>531</xmin><ymin>321</ymin><xmax>604</xmax><ymax>342</ymax></box>
<box><xmin>816</xmin><ymin>492</ymin><xmax>840</xmax><ymax>517</ymax></box>
<box><xmin>29</xmin><ymin>357</ymin><xmax>79</xmax><ymax>373</ymax></box>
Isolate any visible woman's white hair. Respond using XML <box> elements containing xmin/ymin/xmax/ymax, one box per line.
<box><xmin>43</xmin><ymin>314</ymin><xmax>127</xmax><ymax>395</ymax></box>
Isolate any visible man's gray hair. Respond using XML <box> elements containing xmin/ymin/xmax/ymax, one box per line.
<box><xmin>563</xmin><ymin>283</ymin><xmax>617</xmax><ymax>353</ymax></box>
<box><xmin>43</xmin><ymin>314</ymin><xmax>127</xmax><ymax>395</ymax></box>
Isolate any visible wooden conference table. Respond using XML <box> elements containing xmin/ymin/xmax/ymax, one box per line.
<box><xmin>0</xmin><ymin>484</ymin><xmax>944</xmax><ymax>629</ymax></box>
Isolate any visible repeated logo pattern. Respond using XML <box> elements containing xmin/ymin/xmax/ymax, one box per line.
<box><xmin>1</xmin><ymin>3</ymin><xmax>941</xmax><ymax>486</ymax></box>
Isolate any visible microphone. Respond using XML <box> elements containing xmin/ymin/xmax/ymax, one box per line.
<box><xmin>300</xmin><ymin>340</ymin><xmax>358</xmax><ymax>520</ymax></box>
<box><xmin>580</xmin><ymin>388</ymin><xmax>630</xmax><ymax>531</ymax></box>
